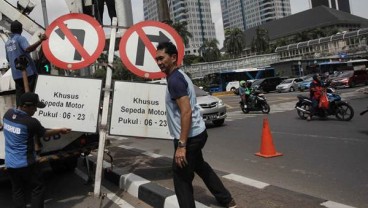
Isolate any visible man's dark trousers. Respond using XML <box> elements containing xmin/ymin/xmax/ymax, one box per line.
<box><xmin>7</xmin><ymin>163</ymin><xmax>45</xmax><ymax>208</ymax></box>
<box><xmin>172</xmin><ymin>130</ymin><xmax>232</xmax><ymax>207</ymax></box>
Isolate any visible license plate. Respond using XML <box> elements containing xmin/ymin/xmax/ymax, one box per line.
<box><xmin>205</xmin><ymin>114</ymin><xmax>217</xmax><ymax>120</ymax></box>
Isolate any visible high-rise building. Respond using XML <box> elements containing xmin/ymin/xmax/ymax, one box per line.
<box><xmin>143</xmin><ymin>0</ymin><xmax>217</xmax><ymax>55</ymax></box>
<box><xmin>221</xmin><ymin>0</ymin><xmax>291</xmax><ymax>31</ymax></box>
<box><xmin>309</xmin><ymin>0</ymin><xmax>351</xmax><ymax>13</ymax></box>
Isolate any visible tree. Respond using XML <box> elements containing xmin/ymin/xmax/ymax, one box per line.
<box><xmin>170</xmin><ymin>21</ymin><xmax>193</xmax><ymax>46</ymax></box>
<box><xmin>251</xmin><ymin>27</ymin><xmax>270</xmax><ymax>54</ymax></box>
<box><xmin>93</xmin><ymin>54</ymin><xmax>145</xmax><ymax>82</ymax></box>
<box><xmin>183</xmin><ymin>54</ymin><xmax>204</xmax><ymax>65</ymax></box>
<box><xmin>293</xmin><ymin>30</ymin><xmax>311</xmax><ymax>42</ymax></box>
<box><xmin>199</xmin><ymin>39</ymin><xmax>221</xmax><ymax>62</ymax></box>
<box><xmin>223</xmin><ymin>28</ymin><xmax>246</xmax><ymax>58</ymax></box>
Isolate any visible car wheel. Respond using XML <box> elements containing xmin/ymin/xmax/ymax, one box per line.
<box><xmin>230</xmin><ymin>87</ymin><xmax>236</xmax><ymax>92</ymax></box>
<box><xmin>289</xmin><ymin>87</ymin><xmax>295</xmax><ymax>92</ymax></box>
<box><xmin>349</xmin><ymin>81</ymin><xmax>355</xmax><ymax>88</ymax></box>
<box><xmin>212</xmin><ymin>119</ymin><xmax>224</xmax><ymax>126</ymax></box>
<box><xmin>50</xmin><ymin>156</ymin><xmax>79</xmax><ymax>173</ymax></box>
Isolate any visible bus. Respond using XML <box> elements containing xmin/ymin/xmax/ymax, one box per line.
<box><xmin>203</xmin><ymin>67</ymin><xmax>275</xmax><ymax>92</ymax></box>
<box><xmin>309</xmin><ymin>59</ymin><xmax>368</xmax><ymax>75</ymax></box>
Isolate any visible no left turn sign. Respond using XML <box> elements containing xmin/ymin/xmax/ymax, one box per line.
<box><xmin>119</xmin><ymin>21</ymin><xmax>184</xmax><ymax>79</ymax></box>
<box><xmin>42</xmin><ymin>13</ymin><xmax>105</xmax><ymax>70</ymax></box>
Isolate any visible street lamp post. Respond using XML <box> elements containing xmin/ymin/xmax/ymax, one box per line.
<box><xmin>298</xmin><ymin>61</ymin><xmax>303</xmax><ymax>77</ymax></box>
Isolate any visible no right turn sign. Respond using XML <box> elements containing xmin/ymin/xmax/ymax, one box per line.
<box><xmin>119</xmin><ymin>21</ymin><xmax>185</xmax><ymax>79</ymax></box>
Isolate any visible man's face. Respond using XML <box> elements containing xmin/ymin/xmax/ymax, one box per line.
<box><xmin>155</xmin><ymin>49</ymin><xmax>177</xmax><ymax>75</ymax></box>
<box><xmin>23</xmin><ymin>105</ymin><xmax>37</xmax><ymax>116</ymax></box>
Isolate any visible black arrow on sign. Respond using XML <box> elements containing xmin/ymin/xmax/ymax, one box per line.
<box><xmin>135</xmin><ymin>31</ymin><xmax>171</xmax><ymax>66</ymax></box>
<box><xmin>55</xmin><ymin>25</ymin><xmax>86</xmax><ymax>61</ymax></box>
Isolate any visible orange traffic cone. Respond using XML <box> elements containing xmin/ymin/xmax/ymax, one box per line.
<box><xmin>255</xmin><ymin>117</ymin><xmax>283</xmax><ymax>158</ymax></box>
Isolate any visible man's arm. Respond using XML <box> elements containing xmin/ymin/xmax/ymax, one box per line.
<box><xmin>176</xmin><ymin>95</ymin><xmax>192</xmax><ymax>143</ymax></box>
<box><xmin>175</xmin><ymin>95</ymin><xmax>191</xmax><ymax>168</ymax></box>
<box><xmin>44</xmin><ymin>128</ymin><xmax>71</xmax><ymax>137</ymax></box>
<box><xmin>25</xmin><ymin>34</ymin><xmax>47</xmax><ymax>53</ymax></box>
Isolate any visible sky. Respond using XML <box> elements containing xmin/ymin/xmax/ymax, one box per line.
<box><xmin>1</xmin><ymin>0</ymin><xmax>368</xmax><ymax>64</ymax></box>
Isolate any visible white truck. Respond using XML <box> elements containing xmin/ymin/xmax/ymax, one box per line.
<box><xmin>0</xmin><ymin>0</ymin><xmax>99</xmax><ymax>178</ymax></box>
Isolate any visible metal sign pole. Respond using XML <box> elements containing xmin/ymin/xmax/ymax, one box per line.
<box><xmin>93</xmin><ymin>17</ymin><xmax>117</xmax><ymax>197</ymax></box>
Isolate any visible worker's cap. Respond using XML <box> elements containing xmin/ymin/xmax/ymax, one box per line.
<box><xmin>10</xmin><ymin>20</ymin><xmax>22</xmax><ymax>32</ymax></box>
<box><xmin>20</xmin><ymin>92</ymin><xmax>46</xmax><ymax>108</ymax></box>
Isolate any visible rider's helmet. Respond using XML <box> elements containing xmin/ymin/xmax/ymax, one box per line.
<box><xmin>312</xmin><ymin>73</ymin><xmax>321</xmax><ymax>81</ymax></box>
<box><xmin>240</xmin><ymin>80</ymin><xmax>246</xmax><ymax>87</ymax></box>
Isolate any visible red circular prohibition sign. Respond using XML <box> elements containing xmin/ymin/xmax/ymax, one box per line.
<box><xmin>42</xmin><ymin>13</ymin><xmax>105</xmax><ymax>70</ymax></box>
<box><xmin>119</xmin><ymin>21</ymin><xmax>184</xmax><ymax>79</ymax></box>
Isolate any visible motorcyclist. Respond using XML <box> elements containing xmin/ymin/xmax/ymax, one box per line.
<box><xmin>239</xmin><ymin>80</ymin><xmax>247</xmax><ymax>107</ymax></box>
<box><xmin>239</xmin><ymin>80</ymin><xmax>252</xmax><ymax>108</ymax></box>
<box><xmin>245</xmin><ymin>81</ymin><xmax>253</xmax><ymax>106</ymax></box>
<box><xmin>308</xmin><ymin>73</ymin><xmax>329</xmax><ymax>121</ymax></box>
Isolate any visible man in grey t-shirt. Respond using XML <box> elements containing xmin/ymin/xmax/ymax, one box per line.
<box><xmin>155</xmin><ymin>42</ymin><xmax>236</xmax><ymax>208</ymax></box>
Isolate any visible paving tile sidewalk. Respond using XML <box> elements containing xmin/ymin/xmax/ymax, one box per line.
<box><xmin>84</xmin><ymin>144</ymin><xmax>355</xmax><ymax>208</ymax></box>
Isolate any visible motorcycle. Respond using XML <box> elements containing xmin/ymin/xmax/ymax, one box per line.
<box><xmin>295</xmin><ymin>88</ymin><xmax>354</xmax><ymax>121</ymax></box>
<box><xmin>240</xmin><ymin>90</ymin><xmax>270</xmax><ymax>114</ymax></box>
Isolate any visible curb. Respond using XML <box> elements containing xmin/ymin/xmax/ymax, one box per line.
<box><xmin>83</xmin><ymin>146</ymin><xmax>358</xmax><ymax>208</ymax></box>
<box><xmin>84</xmin><ymin>154</ymin><xmax>209</xmax><ymax>208</ymax></box>
<box><xmin>212</xmin><ymin>91</ymin><xmax>235</xmax><ymax>96</ymax></box>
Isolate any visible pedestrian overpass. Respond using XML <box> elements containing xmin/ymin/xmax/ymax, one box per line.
<box><xmin>182</xmin><ymin>53</ymin><xmax>280</xmax><ymax>79</ymax></box>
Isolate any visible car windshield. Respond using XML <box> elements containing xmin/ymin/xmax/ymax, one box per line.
<box><xmin>337</xmin><ymin>71</ymin><xmax>354</xmax><ymax>78</ymax></box>
<box><xmin>281</xmin><ymin>79</ymin><xmax>293</xmax><ymax>84</ymax></box>
<box><xmin>304</xmin><ymin>77</ymin><xmax>313</xmax><ymax>82</ymax></box>
<box><xmin>194</xmin><ymin>85</ymin><xmax>209</xmax><ymax>97</ymax></box>
<box><xmin>300</xmin><ymin>74</ymin><xmax>313</xmax><ymax>80</ymax></box>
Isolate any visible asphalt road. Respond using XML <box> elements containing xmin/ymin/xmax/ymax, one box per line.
<box><xmin>0</xmin><ymin>161</ymin><xmax>153</xmax><ymax>208</ymax></box>
<box><xmin>0</xmin><ymin>86</ymin><xmax>366</xmax><ymax>207</ymax></box>
<box><xmin>107</xmin><ymin>87</ymin><xmax>368</xmax><ymax>207</ymax></box>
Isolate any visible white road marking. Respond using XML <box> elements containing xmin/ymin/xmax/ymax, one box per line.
<box><xmin>223</xmin><ymin>173</ymin><xmax>269</xmax><ymax>189</ymax></box>
<box><xmin>74</xmin><ymin>168</ymin><xmax>135</xmax><ymax>208</ymax></box>
<box><xmin>321</xmin><ymin>201</ymin><xmax>356</xmax><ymax>208</ymax></box>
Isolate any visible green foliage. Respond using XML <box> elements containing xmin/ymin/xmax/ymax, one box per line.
<box><xmin>199</xmin><ymin>39</ymin><xmax>221</xmax><ymax>62</ymax></box>
<box><xmin>92</xmin><ymin>54</ymin><xmax>146</xmax><ymax>82</ymax></box>
<box><xmin>251</xmin><ymin>27</ymin><xmax>270</xmax><ymax>54</ymax></box>
<box><xmin>224</xmin><ymin>28</ymin><xmax>246</xmax><ymax>58</ymax></box>
<box><xmin>164</xmin><ymin>20</ymin><xmax>193</xmax><ymax>46</ymax></box>
<box><xmin>183</xmin><ymin>54</ymin><xmax>204</xmax><ymax>65</ymax></box>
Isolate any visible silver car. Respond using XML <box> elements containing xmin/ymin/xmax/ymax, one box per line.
<box><xmin>194</xmin><ymin>85</ymin><xmax>227</xmax><ymax>126</ymax></box>
<box><xmin>276</xmin><ymin>78</ymin><xmax>303</xmax><ymax>93</ymax></box>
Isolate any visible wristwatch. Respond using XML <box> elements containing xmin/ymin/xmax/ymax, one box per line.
<box><xmin>178</xmin><ymin>140</ymin><xmax>186</xmax><ymax>148</ymax></box>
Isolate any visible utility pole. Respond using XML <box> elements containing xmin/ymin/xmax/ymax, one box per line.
<box><xmin>40</xmin><ymin>0</ymin><xmax>49</xmax><ymax>27</ymax></box>
<box><xmin>157</xmin><ymin>0</ymin><xmax>170</xmax><ymax>23</ymax></box>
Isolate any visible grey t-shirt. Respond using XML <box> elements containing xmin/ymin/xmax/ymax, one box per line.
<box><xmin>165</xmin><ymin>69</ymin><xmax>205</xmax><ymax>139</ymax></box>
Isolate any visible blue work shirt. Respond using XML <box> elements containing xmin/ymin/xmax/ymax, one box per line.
<box><xmin>5</xmin><ymin>34</ymin><xmax>37</xmax><ymax>80</ymax></box>
<box><xmin>165</xmin><ymin>69</ymin><xmax>205</xmax><ymax>139</ymax></box>
<box><xmin>3</xmin><ymin>108</ymin><xmax>46</xmax><ymax>168</ymax></box>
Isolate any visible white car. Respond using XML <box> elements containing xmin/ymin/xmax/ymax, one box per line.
<box><xmin>276</xmin><ymin>78</ymin><xmax>303</xmax><ymax>93</ymax></box>
<box><xmin>149</xmin><ymin>80</ymin><xmax>227</xmax><ymax>126</ymax></box>
<box><xmin>194</xmin><ymin>85</ymin><xmax>227</xmax><ymax>126</ymax></box>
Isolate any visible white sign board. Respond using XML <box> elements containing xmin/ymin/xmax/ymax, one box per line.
<box><xmin>34</xmin><ymin>75</ymin><xmax>102</xmax><ymax>133</ymax></box>
<box><xmin>109</xmin><ymin>82</ymin><xmax>171</xmax><ymax>139</ymax></box>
